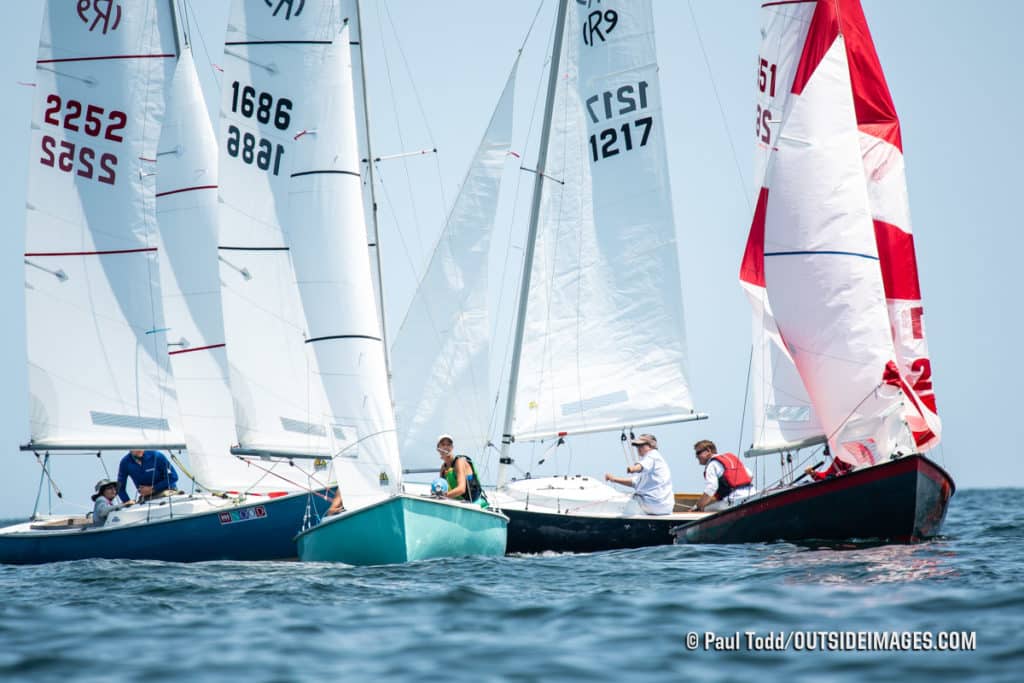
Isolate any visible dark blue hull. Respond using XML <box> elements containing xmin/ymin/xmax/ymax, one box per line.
<box><xmin>0</xmin><ymin>490</ymin><xmax>331</xmax><ymax>564</ymax></box>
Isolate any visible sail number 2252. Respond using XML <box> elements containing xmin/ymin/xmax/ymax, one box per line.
<box><xmin>586</xmin><ymin>81</ymin><xmax>654</xmax><ymax>162</ymax></box>
<box><xmin>38</xmin><ymin>94</ymin><xmax>124</xmax><ymax>185</ymax></box>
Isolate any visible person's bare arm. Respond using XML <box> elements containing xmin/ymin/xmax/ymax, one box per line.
<box><xmin>327</xmin><ymin>488</ymin><xmax>345</xmax><ymax>514</ymax></box>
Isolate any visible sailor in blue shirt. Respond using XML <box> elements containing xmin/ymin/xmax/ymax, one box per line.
<box><xmin>117</xmin><ymin>450</ymin><xmax>179</xmax><ymax>502</ymax></box>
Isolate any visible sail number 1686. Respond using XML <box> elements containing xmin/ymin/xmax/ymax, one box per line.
<box><xmin>229</xmin><ymin>81</ymin><xmax>292</xmax><ymax>130</ymax></box>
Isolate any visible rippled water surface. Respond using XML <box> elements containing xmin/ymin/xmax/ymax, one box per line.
<box><xmin>1</xmin><ymin>488</ymin><xmax>1019</xmax><ymax>682</ymax></box>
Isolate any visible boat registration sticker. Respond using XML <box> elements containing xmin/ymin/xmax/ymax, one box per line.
<box><xmin>218</xmin><ymin>505</ymin><xmax>268</xmax><ymax>525</ymax></box>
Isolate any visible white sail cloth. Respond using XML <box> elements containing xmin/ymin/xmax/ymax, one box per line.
<box><xmin>390</xmin><ymin>62</ymin><xmax>516</xmax><ymax>470</ymax></box>
<box><xmin>287</xmin><ymin>22</ymin><xmax>402</xmax><ymax>503</ymax></box>
<box><xmin>158</xmin><ymin>50</ymin><xmax>288</xmax><ymax>492</ymax></box>
<box><xmin>511</xmin><ymin>0</ymin><xmax>696</xmax><ymax>442</ymax></box>
<box><xmin>217</xmin><ymin>1</ymin><xmax>340</xmax><ymax>460</ymax></box>
<box><xmin>218</xmin><ymin>1</ymin><xmax>397</xmax><ymax>504</ymax></box>
<box><xmin>24</xmin><ymin>1</ymin><xmax>182</xmax><ymax>449</ymax></box>
<box><xmin>741</xmin><ymin>1</ymin><xmax>822</xmax><ymax>453</ymax></box>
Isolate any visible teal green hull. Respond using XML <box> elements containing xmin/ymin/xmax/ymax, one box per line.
<box><xmin>295</xmin><ymin>494</ymin><xmax>508</xmax><ymax>565</ymax></box>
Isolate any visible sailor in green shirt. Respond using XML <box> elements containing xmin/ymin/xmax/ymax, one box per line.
<box><xmin>436</xmin><ymin>434</ymin><xmax>488</xmax><ymax>508</ymax></box>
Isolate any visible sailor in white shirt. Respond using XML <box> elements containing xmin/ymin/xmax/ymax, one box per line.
<box><xmin>605</xmin><ymin>434</ymin><xmax>675</xmax><ymax>515</ymax></box>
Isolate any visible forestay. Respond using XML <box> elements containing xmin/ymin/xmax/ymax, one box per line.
<box><xmin>157</xmin><ymin>49</ymin><xmax>288</xmax><ymax>491</ymax></box>
<box><xmin>23</xmin><ymin>1</ymin><xmax>183</xmax><ymax>450</ymax></box>
<box><xmin>511</xmin><ymin>0</ymin><xmax>696</xmax><ymax>442</ymax></box>
<box><xmin>390</xmin><ymin>61</ymin><xmax>517</xmax><ymax>469</ymax></box>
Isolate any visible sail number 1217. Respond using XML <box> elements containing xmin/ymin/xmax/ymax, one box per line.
<box><xmin>586</xmin><ymin>81</ymin><xmax>654</xmax><ymax>162</ymax></box>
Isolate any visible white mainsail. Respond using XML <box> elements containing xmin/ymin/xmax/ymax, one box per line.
<box><xmin>218</xmin><ymin>1</ymin><xmax>397</xmax><ymax>504</ymax></box>
<box><xmin>286</xmin><ymin>21</ymin><xmax>402</xmax><ymax>503</ymax></box>
<box><xmin>742</xmin><ymin>0</ymin><xmax>940</xmax><ymax>461</ymax></box>
<box><xmin>217</xmin><ymin>0</ymin><xmax>339</xmax><ymax>460</ymax></box>
<box><xmin>510</xmin><ymin>0</ymin><xmax>697</xmax><ymax>442</ymax></box>
<box><xmin>157</xmin><ymin>49</ymin><xmax>285</xmax><ymax>491</ymax></box>
<box><xmin>23</xmin><ymin>0</ymin><xmax>183</xmax><ymax>450</ymax></box>
<box><xmin>390</xmin><ymin>61</ymin><xmax>517</xmax><ymax>469</ymax></box>
<box><xmin>741</xmin><ymin>1</ymin><xmax>822</xmax><ymax>454</ymax></box>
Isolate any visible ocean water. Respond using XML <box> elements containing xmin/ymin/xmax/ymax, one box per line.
<box><xmin>0</xmin><ymin>488</ymin><xmax>1019</xmax><ymax>682</ymax></box>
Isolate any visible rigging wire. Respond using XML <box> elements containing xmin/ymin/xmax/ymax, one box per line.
<box><xmin>380</xmin><ymin>0</ymin><xmax>448</xmax><ymax>222</ymax></box>
<box><xmin>234</xmin><ymin>459</ymin><xmax>335</xmax><ymax>502</ymax></box>
<box><xmin>758</xmin><ymin>381</ymin><xmax>887</xmax><ymax>491</ymax></box>
<box><xmin>96</xmin><ymin>451</ymin><xmax>111</xmax><ymax>479</ymax></box>
<box><xmin>736</xmin><ymin>345</ymin><xmax>753</xmax><ymax>456</ymax></box>
<box><xmin>686</xmin><ymin>0</ymin><xmax>752</xmax><ymax>209</ymax></box>
<box><xmin>373</xmin><ymin>0</ymin><xmax>428</xmax><ymax>268</ymax></box>
<box><xmin>184</xmin><ymin>1</ymin><xmax>221</xmax><ymax>94</ymax></box>
<box><xmin>371</xmin><ymin>162</ymin><xmax>438</xmax><ymax>302</ymax></box>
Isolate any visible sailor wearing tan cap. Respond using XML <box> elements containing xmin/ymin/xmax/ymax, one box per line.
<box><xmin>605</xmin><ymin>434</ymin><xmax>674</xmax><ymax>515</ymax></box>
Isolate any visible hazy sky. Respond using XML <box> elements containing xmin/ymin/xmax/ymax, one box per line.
<box><xmin>0</xmin><ymin>1</ymin><xmax>1019</xmax><ymax>519</ymax></box>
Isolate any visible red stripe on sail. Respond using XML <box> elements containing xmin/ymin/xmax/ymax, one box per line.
<box><xmin>739</xmin><ymin>188</ymin><xmax>768</xmax><ymax>287</ymax></box>
<box><xmin>155</xmin><ymin>184</ymin><xmax>218</xmax><ymax>198</ymax></box>
<box><xmin>25</xmin><ymin>247</ymin><xmax>156</xmax><ymax>257</ymax></box>
<box><xmin>168</xmin><ymin>343</ymin><xmax>225</xmax><ymax>356</ymax></box>
<box><xmin>839</xmin><ymin>0</ymin><xmax>903</xmax><ymax>152</ymax></box>
<box><xmin>790</xmin><ymin>1</ymin><xmax>902</xmax><ymax>151</ymax></box>
<box><xmin>791</xmin><ymin>1</ymin><xmax>836</xmax><ymax>96</ymax></box>
<box><xmin>872</xmin><ymin>220</ymin><xmax>921</xmax><ymax>300</ymax></box>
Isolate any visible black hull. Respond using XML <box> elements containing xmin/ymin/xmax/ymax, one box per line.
<box><xmin>673</xmin><ymin>454</ymin><xmax>955</xmax><ymax>545</ymax></box>
<box><xmin>504</xmin><ymin>507</ymin><xmax>680</xmax><ymax>554</ymax></box>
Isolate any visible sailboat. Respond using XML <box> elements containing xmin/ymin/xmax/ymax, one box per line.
<box><xmin>388</xmin><ymin>0</ymin><xmax>709</xmax><ymax>553</ymax></box>
<box><xmin>211</xmin><ymin>0</ymin><xmax>506</xmax><ymax>566</ymax></box>
<box><xmin>0</xmin><ymin>1</ymin><xmax>332</xmax><ymax>565</ymax></box>
<box><xmin>672</xmin><ymin>0</ymin><xmax>954</xmax><ymax>545</ymax></box>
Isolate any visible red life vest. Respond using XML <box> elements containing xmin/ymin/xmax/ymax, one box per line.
<box><xmin>808</xmin><ymin>458</ymin><xmax>853</xmax><ymax>481</ymax></box>
<box><xmin>708</xmin><ymin>453</ymin><xmax>752</xmax><ymax>500</ymax></box>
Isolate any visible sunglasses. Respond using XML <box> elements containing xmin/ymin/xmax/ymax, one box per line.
<box><xmin>695</xmin><ymin>448</ymin><xmax>709</xmax><ymax>457</ymax></box>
